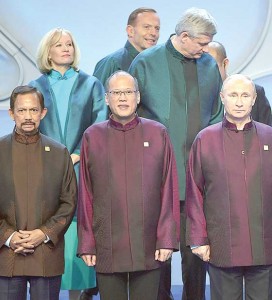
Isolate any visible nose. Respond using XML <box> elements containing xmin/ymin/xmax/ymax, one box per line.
<box><xmin>149</xmin><ymin>27</ymin><xmax>158</xmax><ymax>37</ymax></box>
<box><xmin>24</xmin><ymin>110</ymin><xmax>32</xmax><ymax>119</ymax></box>
<box><xmin>235</xmin><ymin>96</ymin><xmax>244</xmax><ymax>106</ymax></box>
<box><xmin>63</xmin><ymin>44</ymin><xmax>69</xmax><ymax>51</ymax></box>
<box><xmin>119</xmin><ymin>92</ymin><xmax>128</xmax><ymax>101</ymax></box>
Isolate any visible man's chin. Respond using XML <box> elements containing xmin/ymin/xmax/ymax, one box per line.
<box><xmin>21</xmin><ymin>129</ymin><xmax>38</xmax><ymax>136</ymax></box>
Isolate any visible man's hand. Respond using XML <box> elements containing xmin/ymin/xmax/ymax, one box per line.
<box><xmin>81</xmin><ymin>254</ymin><xmax>96</xmax><ymax>266</ymax></box>
<box><xmin>192</xmin><ymin>245</ymin><xmax>210</xmax><ymax>262</ymax></box>
<box><xmin>17</xmin><ymin>229</ymin><xmax>46</xmax><ymax>248</ymax></box>
<box><xmin>10</xmin><ymin>231</ymin><xmax>34</xmax><ymax>256</ymax></box>
<box><xmin>155</xmin><ymin>249</ymin><xmax>173</xmax><ymax>262</ymax></box>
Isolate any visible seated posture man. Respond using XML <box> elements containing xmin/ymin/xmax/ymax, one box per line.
<box><xmin>0</xmin><ymin>86</ymin><xmax>77</xmax><ymax>300</ymax></box>
<box><xmin>186</xmin><ymin>74</ymin><xmax>272</xmax><ymax>300</ymax></box>
<box><xmin>77</xmin><ymin>71</ymin><xmax>180</xmax><ymax>300</ymax></box>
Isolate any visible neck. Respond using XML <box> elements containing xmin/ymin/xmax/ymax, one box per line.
<box><xmin>128</xmin><ymin>39</ymin><xmax>142</xmax><ymax>53</ymax></box>
<box><xmin>52</xmin><ymin>65</ymin><xmax>70</xmax><ymax>76</ymax></box>
<box><xmin>226</xmin><ymin>116</ymin><xmax>251</xmax><ymax>130</ymax></box>
<box><xmin>111</xmin><ymin>114</ymin><xmax>136</xmax><ymax>125</ymax></box>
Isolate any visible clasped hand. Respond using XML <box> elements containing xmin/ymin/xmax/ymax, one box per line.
<box><xmin>10</xmin><ymin>229</ymin><xmax>46</xmax><ymax>256</ymax></box>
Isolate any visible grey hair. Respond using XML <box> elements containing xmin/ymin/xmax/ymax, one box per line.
<box><xmin>175</xmin><ymin>7</ymin><xmax>217</xmax><ymax>38</ymax></box>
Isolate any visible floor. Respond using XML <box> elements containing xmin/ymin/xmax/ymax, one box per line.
<box><xmin>56</xmin><ymin>285</ymin><xmax>211</xmax><ymax>299</ymax></box>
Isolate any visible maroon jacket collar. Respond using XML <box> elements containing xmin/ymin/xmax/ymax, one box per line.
<box><xmin>109</xmin><ymin>115</ymin><xmax>140</xmax><ymax>131</ymax></box>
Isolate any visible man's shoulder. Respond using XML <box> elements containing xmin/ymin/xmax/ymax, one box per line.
<box><xmin>140</xmin><ymin>117</ymin><xmax>166</xmax><ymax>129</ymax></box>
<box><xmin>139</xmin><ymin>118</ymin><xmax>168</xmax><ymax>136</ymax></box>
<box><xmin>84</xmin><ymin>121</ymin><xmax>108</xmax><ymax>134</ymax></box>
<box><xmin>0</xmin><ymin>133</ymin><xmax>12</xmax><ymax>145</ymax></box>
<box><xmin>133</xmin><ymin>43</ymin><xmax>166</xmax><ymax>62</ymax></box>
<box><xmin>40</xmin><ymin>134</ymin><xmax>67</xmax><ymax>150</ymax></box>
<box><xmin>254</xmin><ymin>120</ymin><xmax>272</xmax><ymax>132</ymax></box>
<box><xmin>197</xmin><ymin>122</ymin><xmax>222</xmax><ymax>138</ymax></box>
<box><xmin>96</xmin><ymin>46</ymin><xmax>127</xmax><ymax>65</ymax></box>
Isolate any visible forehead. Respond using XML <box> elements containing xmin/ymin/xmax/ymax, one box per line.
<box><xmin>223</xmin><ymin>78</ymin><xmax>254</xmax><ymax>93</ymax></box>
<box><xmin>109</xmin><ymin>75</ymin><xmax>135</xmax><ymax>88</ymax></box>
<box><xmin>15</xmin><ymin>93</ymin><xmax>41</xmax><ymax>107</ymax></box>
<box><xmin>134</xmin><ymin>12</ymin><xmax>160</xmax><ymax>25</ymax></box>
<box><xmin>52</xmin><ymin>32</ymin><xmax>72</xmax><ymax>44</ymax></box>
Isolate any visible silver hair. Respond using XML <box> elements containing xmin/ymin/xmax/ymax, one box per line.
<box><xmin>175</xmin><ymin>7</ymin><xmax>217</xmax><ymax>38</ymax></box>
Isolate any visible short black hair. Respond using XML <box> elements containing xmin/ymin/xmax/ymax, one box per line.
<box><xmin>10</xmin><ymin>86</ymin><xmax>45</xmax><ymax>111</ymax></box>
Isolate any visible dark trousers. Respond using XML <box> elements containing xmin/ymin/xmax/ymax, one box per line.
<box><xmin>158</xmin><ymin>259</ymin><xmax>174</xmax><ymax>300</ymax></box>
<box><xmin>209</xmin><ymin>263</ymin><xmax>272</xmax><ymax>300</ymax></box>
<box><xmin>0</xmin><ymin>275</ymin><xmax>61</xmax><ymax>300</ymax></box>
<box><xmin>180</xmin><ymin>202</ymin><xmax>206</xmax><ymax>300</ymax></box>
<box><xmin>97</xmin><ymin>268</ymin><xmax>161</xmax><ymax>300</ymax></box>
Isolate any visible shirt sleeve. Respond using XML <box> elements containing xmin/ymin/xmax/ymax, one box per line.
<box><xmin>5</xmin><ymin>232</ymin><xmax>16</xmax><ymax>247</ymax></box>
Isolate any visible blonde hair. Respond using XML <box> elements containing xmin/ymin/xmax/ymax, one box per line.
<box><xmin>36</xmin><ymin>28</ymin><xmax>80</xmax><ymax>74</ymax></box>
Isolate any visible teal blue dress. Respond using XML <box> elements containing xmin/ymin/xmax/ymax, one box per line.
<box><xmin>29</xmin><ymin>68</ymin><xmax>107</xmax><ymax>290</ymax></box>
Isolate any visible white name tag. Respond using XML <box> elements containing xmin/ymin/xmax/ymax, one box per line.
<box><xmin>144</xmin><ymin>142</ymin><xmax>149</xmax><ymax>147</ymax></box>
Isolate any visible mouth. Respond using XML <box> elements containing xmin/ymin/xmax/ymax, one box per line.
<box><xmin>118</xmin><ymin>105</ymin><xmax>129</xmax><ymax>110</ymax></box>
<box><xmin>145</xmin><ymin>38</ymin><xmax>156</xmax><ymax>44</ymax></box>
<box><xmin>22</xmin><ymin>123</ymin><xmax>35</xmax><ymax>126</ymax></box>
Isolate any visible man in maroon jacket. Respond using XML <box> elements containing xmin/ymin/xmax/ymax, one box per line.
<box><xmin>186</xmin><ymin>74</ymin><xmax>272</xmax><ymax>300</ymax></box>
<box><xmin>77</xmin><ymin>71</ymin><xmax>180</xmax><ymax>300</ymax></box>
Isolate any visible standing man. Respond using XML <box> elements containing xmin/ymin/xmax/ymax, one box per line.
<box><xmin>186</xmin><ymin>74</ymin><xmax>272</xmax><ymax>300</ymax></box>
<box><xmin>129</xmin><ymin>7</ymin><xmax>223</xmax><ymax>300</ymax></box>
<box><xmin>93</xmin><ymin>7</ymin><xmax>160</xmax><ymax>85</ymax></box>
<box><xmin>208</xmin><ymin>41</ymin><xmax>272</xmax><ymax>125</ymax></box>
<box><xmin>77</xmin><ymin>71</ymin><xmax>180</xmax><ymax>300</ymax></box>
<box><xmin>0</xmin><ymin>86</ymin><xmax>77</xmax><ymax>299</ymax></box>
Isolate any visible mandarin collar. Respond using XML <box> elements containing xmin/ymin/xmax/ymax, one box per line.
<box><xmin>109</xmin><ymin>115</ymin><xmax>140</xmax><ymax>131</ymax></box>
<box><xmin>14</xmin><ymin>128</ymin><xmax>41</xmax><ymax>144</ymax></box>
<box><xmin>222</xmin><ymin>116</ymin><xmax>253</xmax><ymax>131</ymax></box>
<box><xmin>125</xmin><ymin>40</ymin><xmax>140</xmax><ymax>60</ymax></box>
<box><xmin>166</xmin><ymin>34</ymin><xmax>196</xmax><ymax>63</ymax></box>
<box><xmin>48</xmin><ymin>67</ymin><xmax>77</xmax><ymax>80</ymax></box>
